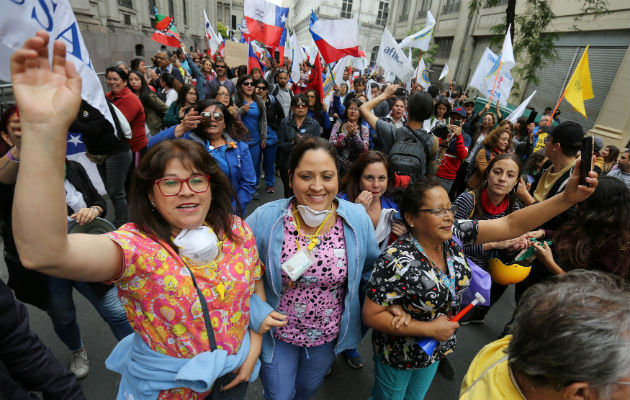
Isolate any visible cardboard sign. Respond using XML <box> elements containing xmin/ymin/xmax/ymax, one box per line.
<box><xmin>224</xmin><ymin>41</ymin><xmax>249</xmax><ymax>68</ymax></box>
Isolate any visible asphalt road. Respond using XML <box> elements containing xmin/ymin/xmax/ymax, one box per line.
<box><xmin>0</xmin><ymin>179</ymin><xmax>517</xmax><ymax>399</ymax></box>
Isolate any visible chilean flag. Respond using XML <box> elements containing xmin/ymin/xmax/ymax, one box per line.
<box><xmin>309</xmin><ymin>11</ymin><xmax>360</xmax><ymax>65</ymax></box>
<box><xmin>278</xmin><ymin>25</ymin><xmax>287</xmax><ymax>66</ymax></box>
<box><xmin>244</xmin><ymin>0</ymin><xmax>289</xmax><ymax>49</ymax></box>
<box><xmin>248</xmin><ymin>41</ymin><xmax>264</xmax><ymax>74</ymax></box>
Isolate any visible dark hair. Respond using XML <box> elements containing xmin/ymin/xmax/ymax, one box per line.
<box><xmin>250</xmin><ymin>67</ymin><xmax>262</xmax><ymax>77</ymax></box>
<box><xmin>193</xmin><ymin>99</ymin><xmax>239</xmax><ymax>140</ymax></box>
<box><xmin>340</xmin><ymin>151</ymin><xmax>394</xmax><ymax>202</ymax></box>
<box><xmin>523</xmin><ymin>149</ymin><xmax>546</xmax><ymax>175</ymax></box>
<box><xmin>129</xmin><ymin>139</ymin><xmax>239</xmax><ymax>250</ymax></box>
<box><xmin>482</xmin><ymin>126</ymin><xmax>512</xmax><ymax>151</ymax></box>
<box><xmin>208</xmin><ymin>84</ymin><xmax>233</xmax><ymax>106</ymax></box>
<box><xmin>343</xmin><ymin>98</ymin><xmax>364</xmax><ymax>125</ymax></box>
<box><xmin>106</xmin><ymin>66</ymin><xmax>128</xmax><ymax>82</ymax></box>
<box><xmin>235</xmin><ymin>65</ymin><xmax>248</xmax><ymax>77</ymax></box>
<box><xmin>549</xmin><ymin>121</ymin><xmax>583</xmax><ymax>157</ymax></box>
<box><xmin>399</xmin><ymin>178</ymin><xmax>444</xmax><ymax>230</ymax></box>
<box><xmin>130</xmin><ymin>58</ymin><xmax>145</xmax><ymax>71</ymax></box>
<box><xmin>1</xmin><ymin>105</ymin><xmax>17</xmax><ymax>135</ymax></box>
<box><xmin>305</xmin><ymin>89</ymin><xmax>323</xmax><ymax>121</ymax></box>
<box><xmin>160</xmin><ymin>72</ymin><xmax>175</xmax><ymax>89</ymax></box>
<box><xmin>434</xmin><ymin>96</ymin><xmax>452</xmax><ymax>119</ymax></box>
<box><xmin>127</xmin><ymin>70</ymin><xmax>153</xmax><ymax>108</ymax></box>
<box><xmin>291</xmin><ymin>94</ymin><xmax>308</xmax><ymax>109</ymax></box>
<box><xmin>471</xmin><ymin>153</ymin><xmax>522</xmax><ymax>218</ymax></box>
<box><xmin>427</xmin><ymin>85</ymin><xmax>439</xmax><ymax>98</ymax></box>
<box><xmin>554</xmin><ymin>176</ymin><xmax>630</xmax><ymax>278</ymax></box>
<box><xmin>407</xmin><ymin>91</ymin><xmax>434</xmax><ymax>122</ymax></box>
<box><xmin>289</xmin><ymin>137</ymin><xmax>338</xmax><ymax>176</ymax></box>
<box><xmin>177</xmin><ymin>83</ymin><xmax>197</xmax><ymax>108</ymax></box>
<box><xmin>603</xmin><ymin>145</ymin><xmax>620</xmax><ymax>164</ymax></box>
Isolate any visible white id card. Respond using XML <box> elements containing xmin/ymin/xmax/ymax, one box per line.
<box><xmin>281</xmin><ymin>249</ymin><xmax>314</xmax><ymax>281</ymax></box>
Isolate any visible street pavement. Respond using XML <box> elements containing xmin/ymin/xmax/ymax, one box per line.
<box><xmin>0</xmin><ymin>178</ymin><xmax>517</xmax><ymax>399</ymax></box>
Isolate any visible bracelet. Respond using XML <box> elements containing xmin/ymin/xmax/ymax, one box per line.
<box><xmin>6</xmin><ymin>147</ymin><xmax>18</xmax><ymax>162</ymax></box>
<box><xmin>91</xmin><ymin>206</ymin><xmax>101</xmax><ymax>215</ymax></box>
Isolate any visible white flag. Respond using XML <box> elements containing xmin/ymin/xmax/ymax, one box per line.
<box><xmin>506</xmin><ymin>91</ymin><xmax>536</xmax><ymax>123</ymax></box>
<box><xmin>500</xmin><ymin>24</ymin><xmax>515</xmax><ymax>71</ymax></box>
<box><xmin>439</xmin><ymin>63</ymin><xmax>449</xmax><ymax>81</ymax></box>
<box><xmin>399</xmin><ymin>11</ymin><xmax>436</xmax><ymax>51</ymax></box>
<box><xmin>203</xmin><ymin>9</ymin><xmax>221</xmax><ymax>55</ymax></box>
<box><xmin>469</xmin><ymin>48</ymin><xmax>514</xmax><ymax>106</ymax></box>
<box><xmin>415</xmin><ymin>58</ymin><xmax>430</xmax><ymax>89</ymax></box>
<box><xmin>376</xmin><ymin>27</ymin><xmax>414</xmax><ymax>83</ymax></box>
<box><xmin>333</xmin><ymin>56</ymin><xmax>349</xmax><ymax>86</ymax></box>
<box><xmin>290</xmin><ymin>33</ymin><xmax>303</xmax><ymax>83</ymax></box>
<box><xmin>0</xmin><ymin>0</ymin><xmax>114</xmax><ymax>134</ymax></box>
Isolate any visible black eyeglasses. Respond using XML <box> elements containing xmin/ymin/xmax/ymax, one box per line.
<box><xmin>294</xmin><ymin>103</ymin><xmax>307</xmax><ymax>108</ymax></box>
<box><xmin>417</xmin><ymin>205</ymin><xmax>457</xmax><ymax>217</ymax></box>
<box><xmin>200</xmin><ymin>112</ymin><xmax>224</xmax><ymax>121</ymax></box>
<box><xmin>242</xmin><ymin>81</ymin><xmax>254</xmax><ymax>86</ymax></box>
<box><xmin>154</xmin><ymin>175</ymin><xmax>211</xmax><ymax>196</ymax></box>
<box><xmin>214</xmin><ymin>65</ymin><xmax>226</xmax><ymax>69</ymax></box>
<box><xmin>256</xmin><ymin>86</ymin><xmax>267</xmax><ymax>90</ymax></box>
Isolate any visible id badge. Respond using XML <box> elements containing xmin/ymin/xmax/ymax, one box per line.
<box><xmin>281</xmin><ymin>249</ymin><xmax>314</xmax><ymax>281</ymax></box>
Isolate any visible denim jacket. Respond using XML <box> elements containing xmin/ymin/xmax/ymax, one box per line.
<box><xmin>148</xmin><ymin>126</ymin><xmax>256</xmax><ymax>215</ymax></box>
<box><xmin>245</xmin><ymin>198</ymin><xmax>380</xmax><ymax>363</ymax></box>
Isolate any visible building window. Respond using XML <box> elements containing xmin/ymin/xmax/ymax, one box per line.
<box><xmin>168</xmin><ymin>0</ymin><xmax>174</xmax><ymax>16</ymax></box>
<box><xmin>118</xmin><ymin>0</ymin><xmax>133</xmax><ymax>9</ymax></box>
<box><xmin>341</xmin><ymin>0</ymin><xmax>352</xmax><ymax>18</ymax></box>
<box><xmin>434</xmin><ymin>37</ymin><xmax>454</xmax><ymax>59</ymax></box>
<box><xmin>370</xmin><ymin>45</ymin><xmax>379</xmax><ymax>65</ymax></box>
<box><xmin>398</xmin><ymin>0</ymin><xmax>410</xmax><ymax>22</ymax></box>
<box><xmin>149</xmin><ymin>0</ymin><xmax>156</xmax><ymax>15</ymax></box>
<box><xmin>442</xmin><ymin>0</ymin><xmax>461</xmax><ymax>14</ymax></box>
<box><xmin>484</xmin><ymin>0</ymin><xmax>508</xmax><ymax>7</ymax></box>
<box><xmin>135</xmin><ymin>44</ymin><xmax>145</xmax><ymax>57</ymax></box>
<box><xmin>123</xmin><ymin>14</ymin><xmax>131</xmax><ymax>25</ymax></box>
<box><xmin>232</xmin><ymin>15</ymin><xmax>237</xmax><ymax>30</ymax></box>
<box><xmin>217</xmin><ymin>3</ymin><xmax>229</xmax><ymax>24</ymax></box>
<box><xmin>418</xmin><ymin>0</ymin><xmax>432</xmax><ymax>16</ymax></box>
<box><xmin>182</xmin><ymin>0</ymin><xmax>187</xmax><ymax>25</ymax></box>
<box><xmin>376</xmin><ymin>1</ymin><xmax>389</xmax><ymax>26</ymax></box>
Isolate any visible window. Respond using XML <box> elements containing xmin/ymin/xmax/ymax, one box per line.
<box><xmin>442</xmin><ymin>0</ymin><xmax>461</xmax><ymax>14</ymax></box>
<box><xmin>484</xmin><ymin>0</ymin><xmax>508</xmax><ymax>7</ymax></box>
<box><xmin>168</xmin><ymin>0</ymin><xmax>174</xmax><ymax>16</ymax></box>
<box><xmin>118</xmin><ymin>0</ymin><xmax>132</xmax><ymax>8</ymax></box>
<box><xmin>182</xmin><ymin>0</ymin><xmax>187</xmax><ymax>25</ymax></box>
<box><xmin>370</xmin><ymin>45</ymin><xmax>379</xmax><ymax>65</ymax></box>
<box><xmin>434</xmin><ymin>37</ymin><xmax>454</xmax><ymax>59</ymax></box>
<box><xmin>123</xmin><ymin>14</ymin><xmax>131</xmax><ymax>25</ymax></box>
<box><xmin>418</xmin><ymin>0</ymin><xmax>432</xmax><ymax>16</ymax></box>
<box><xmin>135</xmin><ymin>44</ymin><xmax>145</xmax><ymax>57</ymax></box>
<box><xmin>149</xmin><ymin>0</ymin><xmax>156</xmax><ymax>15</ymax></box>
<box><xmin>376</xmin><ymin>1</ymin><xmax>389</xmax><ymax>26</ymax></box>
<box><xmin>232</xmin><ymin>15</ymin><xmax>237</xmax><ymax>30</ymax></box>
<box><xmin>398</xmin><ymin>0</ymin><xmax>410</xmax><ymax>22</ymax></box>
<box><xmin>341</xmin><ymin>0</ymin><xmax>352</xmax><ymax>18</ymax></box>
<box><xmin>217</xmin><ymin>3</ymin><xmax>229</xmax><ymax>24</ymax></box>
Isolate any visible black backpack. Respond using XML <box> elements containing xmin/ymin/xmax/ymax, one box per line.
<box><xmin>388</xmin><ymin>126</ymin><xmax>434</xmax><ymax>182</ymax></box>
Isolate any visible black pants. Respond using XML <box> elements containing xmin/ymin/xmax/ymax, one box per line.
<box><xmin>206</xmin><ymin>372</ymin><xmax>248</xmax><ymax>400</ymax></box>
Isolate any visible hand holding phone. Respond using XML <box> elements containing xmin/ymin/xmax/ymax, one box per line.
<box><xmin>579</xmin><ymin>136</ymin><xmax>594</xmax><ymax>186</ymax></box>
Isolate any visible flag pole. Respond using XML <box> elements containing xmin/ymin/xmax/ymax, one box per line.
<box><xmin>488</xmin><ymin>58</ymin><xmax>504</xmax><ymax>103</ymax></box>
<box><xmin>547</xmin><ymin>90</ymin><xmax>565</xmax><ymax>126</ymax></box>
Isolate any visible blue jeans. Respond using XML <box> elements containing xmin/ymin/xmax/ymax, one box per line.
<box><xmin>260</xmin><ymin>339</ymin><xmax>336</xmax><ymax>400</ymax></box>
<box><xmin>370</xmin><ymin>351</ymin><xmax>439</xmax><ymax>400</ymax></box>
<box><xmin>262</xmin><ymin>143</ymin><xmax>277</xmax><ymax>187</ymax></box>
<box><xmin>97</xmin><ymin>149</ymin><xmax>131</xmax><ymax>227</ymax></box>
<box><xmin>248</xmin><ymin>142</ymin><xmax>262</xmax><ymax>185</ymax></box>
<box><xmin>46</xmin><ymin>278</ymin><xmax>133</xmax><ymax>351</ymax></box>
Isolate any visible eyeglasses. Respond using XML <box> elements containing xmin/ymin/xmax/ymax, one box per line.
<box><xmin>294</xmin><ymin>103</ymin><xmax>308</xmax><ymax>108</ymax></box>
<box><xmin>214</xmin><ymin>65</ymin><xmax>226</xmax><ymax>69</ymax></box>
<box><xmin>154</xmin><ymin>175</ymin><xmax>211</xmax><ymax>196</ymax></box>
<box><xmin>347</xmin><ymin>107</ymin><xmax>360</xmax><ymax>112</ymax></box>
<box><xmin>200</xmin><ymin>111</ymin><xmax>224</xmax><ymax>121</ymax></box>
<box><xmin>217</xmin><ymin>92</ymin><xmax>230</xmax><ymax>97</ymax></box>
<box><xmin>305</xmin><ymin>94</ymin><xmax>316</xmax><ymax>98</ymax></box>
<box><xmin>256</xmin><ymin>86</ymin><xmax>267</xmax><ymax>90</ymax></box>
<box><xmin>242</xmin><ymin>81</ymin><xmax>254</xmax><ymax>86</ymax></box>
<box><xmin>417</xmin><ymin>205</ymin><xmax>457</xmax><ymax>217</ymax></box>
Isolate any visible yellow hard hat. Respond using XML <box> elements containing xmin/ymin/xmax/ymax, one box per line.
<box><xmin>488</xmin><ymin>258</ymin><xmax>532</xmax><ymax>285</ymax></box>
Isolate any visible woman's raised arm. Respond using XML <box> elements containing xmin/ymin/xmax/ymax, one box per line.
<box><xmin>11</xmin><ymin>31</ymin><xmax>123</xmax><ymax>282</ymax></box>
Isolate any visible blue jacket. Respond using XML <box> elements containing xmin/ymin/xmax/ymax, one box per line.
<box><xmin>106</xmin><ymin>331</ymin><xmax>259</xmax><ymax>400</ymax></box>
<box><xmin>186</xmin><ymin>55</ymin><xmax>211</xmax><ymax>100</ymax></box>
<box><xmin>245</xmin><ymin>198</ymin><xmax>380</xmax><ymax>363</ymax></box>
<box><xmin>147</xmin><ymin>126</ymin><xmax>256</xmax><ymax>215</ymax></box>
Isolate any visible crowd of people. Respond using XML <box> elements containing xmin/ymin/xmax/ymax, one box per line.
<box><xmin>1</xmin><ymin>31</ymin><xmax>629</xmax><ymax>400</ymax></box>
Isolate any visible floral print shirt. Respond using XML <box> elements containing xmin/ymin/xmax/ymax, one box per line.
<box><xmin>329</xmin><ymin>120</ymin><xmax>370</xmax><ymax>175</ymax></box>
<box><xmin>105</xmin><ymin>217</ymin><xmax>262</xmax><ymax>399</ymax></box>
<box><xmin>367</xmin><ymin>219</ymin><xmax>477</xmax><ymax>369</ymax></box>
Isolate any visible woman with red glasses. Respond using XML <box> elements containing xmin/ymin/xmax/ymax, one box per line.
<box><xmin>149</xmin><ymin>99</ymin><xmax>256</xmax><ymax>215</ymax></box>
<box><xmin>277</xmin><ymin>94</ymin><xmax>321</xmax><ymax>198</ymax></box>
<box><xmin>10</xmin><ymin>33</ymin><xmax>287</xmax><ymax>399</ymax></box>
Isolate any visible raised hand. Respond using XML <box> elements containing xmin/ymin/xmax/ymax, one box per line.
<box><xmin>10</xmin><ymin>31</ymin><xmax>82</xmax><ymax>134</ymax></box>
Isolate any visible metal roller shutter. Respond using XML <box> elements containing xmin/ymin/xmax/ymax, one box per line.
<box><xmin>523</xmin><ymin>46</ymin><xmax>627</xmax><ymax>131</ymax></box>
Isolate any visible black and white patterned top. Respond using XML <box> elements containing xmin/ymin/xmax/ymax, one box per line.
<box><xmin>366</xmin><ymin>219</ymin><xmax>477</xmax><ymax>369</ymax></box>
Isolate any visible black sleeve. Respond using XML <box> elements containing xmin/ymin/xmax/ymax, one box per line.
<box><xmin>374</xmin><ymin>119</ymin><xmax>397</xmax><ymax>154</ymax></box>
<box><xmin>0</xmin><ymin>281</ymin><xmax>86</xmax><ymax>400</ymax></box>
<box><xmin>66</xmin><ymin>161</ymin><xmax>107</xmax><ymax>215</ymax></box>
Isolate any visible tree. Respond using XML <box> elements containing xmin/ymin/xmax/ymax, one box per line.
<box><xmin>469</xmin><ymin>0</ymin><xmax>611</xmax><ymax>91</ymax></box>
<box><xmin>216</xmin><ymin>22</ymin><xmax>229</xmax><ymax>39</ymax></box>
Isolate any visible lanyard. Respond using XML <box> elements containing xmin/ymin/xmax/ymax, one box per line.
<box><xmin>292</xmin><ymin>208</ymin><xmax>333</xmax><ymax>252</ymax></box>
<box><xmin>410</xmin><ymin>236</ymin><xmax>458</xmax><ymax>312</ymax></box>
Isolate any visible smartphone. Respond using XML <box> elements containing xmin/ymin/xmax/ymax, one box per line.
<box><xmin>580</xmin><ymin>136</ymin><xmax>594</xmax><ymax>186</ymax></box>
<box><xmin>183</xmin><ymin>106</ymin><xmax>192</xmax><ymax>116</ymax></box>
<box><xmin>526</xmin><ymin>111</ymin><xmax>538</xmax><ymax>125</ymax></box>
<box><xmin>452</xmin><ymin>119</ymin><xmax>461</xmax><ymax>127</ymax></box>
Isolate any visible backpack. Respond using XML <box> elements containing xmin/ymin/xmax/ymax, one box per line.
<box><xmin>388</xmin><ymin>126</ymin><xmax>434</xmax><ymax>182</ymax></box>
<box><xmin>464</xmin><ymin>146</ymin><xmax>492</xmax><ymax>183</ymax></box>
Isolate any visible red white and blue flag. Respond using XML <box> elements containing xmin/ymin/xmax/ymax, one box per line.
<box><xmin>244</xmin><ymin>0</ymin><xmax>289</xmax><ymax>49</ymax></box>
<box><xmin>309</xmin><ymin>11</ymin><xmax>360</xmax><ymax>64</ymax></box>
<box><xmin>248</xmin><ymin>41</ymin><xmax>265</xmax><ymax>73</ymax></box>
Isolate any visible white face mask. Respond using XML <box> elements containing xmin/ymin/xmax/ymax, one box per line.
<box><xmin>296</xmin><ymin>204</ymin><xmax>331</xmax><ymax>227</ymax></box>
<box><xmin>173</xmin><ymin>226</ymin><xmax>219</xmax><ymax>266</ymax></box>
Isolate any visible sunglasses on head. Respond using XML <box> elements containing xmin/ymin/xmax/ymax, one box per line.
<box><xmin>200</xmin><ymin>112</ymin><xmax>224</xmax><ymax>121</ymax></box>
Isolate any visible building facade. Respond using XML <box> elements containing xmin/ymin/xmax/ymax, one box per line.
<box><xmin>387</xmin><ymin>0</ymin><xmax>630</xmax><ymax>146</ymax></box>
<box><xmin>70</xmin><ymin>0</ymin><xmax>243</xmax><ymax>73</ymax></box>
